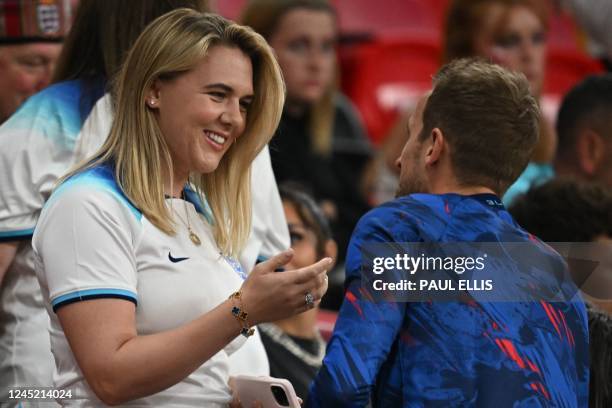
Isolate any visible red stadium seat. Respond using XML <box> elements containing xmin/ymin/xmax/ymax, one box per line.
<box><xmin>211</xmin><ymin>0</ymin><xmax>247</xmax><ymax>21</ymax></box>
<box><xmin>215</xmin><ymin>0</ymin><xmax>447</xmax><ymax>38</ymax></box>
<box><xmin>541</xmin><ymin>19</ymin><xmax>604</xmax><ymax>122</ymax></box>
<box><xmin>547</xmin><ymin>7</ymin><xmax>583</xmax><ymax>53</ymax></box>
<box><xmin>544</xmin><ymin>49</ymin><xmax>605</xmax><ymax>96</ymax></box>
<box><xmin>340</xmin><ymin>36</ymin><xmax>441</xmax><ymax>145</ymax></box>
<box><xmin>429</xmin><ymin>0</ymin><xmax>451</xmax><ymax>29</ymax></box>
<box><xmin>540</xmin><ymin>3</ymin><xmax>605</xmax><ymax>95</ymax></box>
<box><xmin>332</xmin><ymin>0</ymin><xmax>440</xmax><ymax>40</ymax></box>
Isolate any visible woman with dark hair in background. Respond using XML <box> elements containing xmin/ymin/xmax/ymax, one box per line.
<box><xmin>241</xmin><ymin>0</ymin><xmax>372</xmax><ymax>272</ymax></box>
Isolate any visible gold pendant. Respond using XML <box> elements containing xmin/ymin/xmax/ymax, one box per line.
<box><xmin>189</xmin><ymin>230</ymin><xmax>201</xmax><ymax>246</ymax></box>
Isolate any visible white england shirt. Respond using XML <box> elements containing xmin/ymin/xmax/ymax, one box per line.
<box><xmin>0</xmin><ymin>80</ymin><xmax>288</xmax><ymax>405</ymax></box>
<box><xmin>33</xmin><ymin>164</ymin><xmax>247</xmax><ymax>407</ymax></box>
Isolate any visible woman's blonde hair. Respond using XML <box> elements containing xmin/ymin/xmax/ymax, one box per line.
<box><xmin>61</xmin><ymin>9</ymin><xmax>285</xmax><ymax>257</ymax></box>
<box><xmin>241</xmin><ymin>0</ymin><xmax>337</xmax><ymax>155</ymax></box>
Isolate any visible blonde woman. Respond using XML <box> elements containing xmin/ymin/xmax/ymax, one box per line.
<box><xmin>32</xmin><ymin>9</ymin><xmax>330</xmax><ymax>407</ymax></box>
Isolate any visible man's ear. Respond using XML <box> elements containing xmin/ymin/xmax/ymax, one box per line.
<box><xmin>323</xmin><ymin>239</ymin><xmax>338</xmax><ymax>271</ymax></box>
<box><xmin>576</xmin><ymin>129</ymin><xmax>604</xmax><ymax>176</ymax></box>
<box><xmin>425</xmin><ymin>128</ymin><xmax>445</xmax><ymax>166</ymax></box>
<box><xmin>145</xmin><ymin>79</ymin><xmax>162</xmax><ymax>109</ymax></box>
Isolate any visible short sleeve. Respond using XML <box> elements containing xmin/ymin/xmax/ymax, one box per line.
<box><xmin>0</xmin><ymin>83</ymin><xmax>88</xmax><ymax>241</ymax></box>
<box><xmin>33</xmin><ymin>185</ymin><xmax>140</xmax><ymax>312</ymax></box>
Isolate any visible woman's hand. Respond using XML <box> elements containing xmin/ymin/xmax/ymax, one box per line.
<box><xmin>228</xmin><ymin>377</ymin><xmax>265</xmax><ymax>408</ymax></box>
<box><xmin>54</xmin><ymin>250</ymin><xmax>328</xmax><ymax>405</ymax></box>
<box><xmin>228</xmin><ymin>377</ymin><xmax>242</xmax><ymax>408</ymax></box>
<box><xmin>240</xmin><ymin>249</ymin><xmax>331</xmax><ymax>325</ymax></box>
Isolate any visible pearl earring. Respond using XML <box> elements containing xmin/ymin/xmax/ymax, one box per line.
<box><xmin>149</xmin><ymin>99</ymin><xmax>156</xmax><ymax>106</ymax></box>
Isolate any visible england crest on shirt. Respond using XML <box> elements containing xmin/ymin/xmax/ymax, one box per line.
<box><xmin>37</xmin><ymin>3</ymin><xmax>60</xmax><ymax>34</ymax></box>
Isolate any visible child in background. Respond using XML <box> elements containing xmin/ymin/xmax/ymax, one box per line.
<box><xmin>259</xmin><ymin>183</ymin><xmax>337</xmax><ymax>401</ymax></box>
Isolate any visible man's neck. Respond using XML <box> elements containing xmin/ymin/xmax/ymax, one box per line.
<box><xmin>429</xmin><ymin>185</ymin><xmax>497</xmax><ymax>196</ymax></box>
<box><xmin>428</xmin><ymin>176</ymin><xmax>497</xmax><ymax>196</ymax></box>
<box><xmin>425</xmin><ymin>165</ymin><xmax>498</xmax><ymax>197</ymax></box>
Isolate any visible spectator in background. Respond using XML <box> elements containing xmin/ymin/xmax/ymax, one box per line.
<box><xmin>509</xmin><ymin>179</ymin><xmax>612</xmax><ymax>406</ymax></box>
<box><xmin>259</xmin><ymin>183</ymin><xmax>337</xmax><ymax>401</ymax></box>
<box><xmin>510</xmin><ymin>178</ymin><xmax>612</xmax><ymax>314</ymax></box>
<box><xmin>0</xmin><ymin>0</ymin><xmax>69</xmax><ymax>124</ymax></box>
<box><xmin>555</xmin><ymin>74</ymin><xmax>612</xmax><ymax>188</ymax></box>
<box><xmin>241</xmin><ymin>0</ymin><xmax>373</xmax><ymax>268</ymax></box>
<box><xmin>379</xmin><ymin>0</ymin><xmax>554</xmax><ymax>206</ymax></box>
<box><xmin>0</xmin><ymin>0</ymin><xmax>71</xmax><ymax>403</ymax></box>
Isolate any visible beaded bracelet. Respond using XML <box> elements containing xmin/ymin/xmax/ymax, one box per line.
<box><xmin>229</xmin><ymin>290</ymin><xmax>255</xmax><ymax>338</ymax></box>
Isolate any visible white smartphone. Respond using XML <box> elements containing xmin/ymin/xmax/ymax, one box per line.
<box><xmin>233</xmin><ymin>375</ymin><xmax>301</xmax><ymax>407</ymax></box>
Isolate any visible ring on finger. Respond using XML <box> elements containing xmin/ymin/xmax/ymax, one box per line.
<box><xmin>305</xmin><ymin>292</ymin><xmax>315</xmax><ymax>308</ymax></box>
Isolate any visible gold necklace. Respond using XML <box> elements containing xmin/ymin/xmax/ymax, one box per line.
<box><xmin>173</xmin><ymin>198</ymin><xmax>202</xmax><ymax>246</ymax></box>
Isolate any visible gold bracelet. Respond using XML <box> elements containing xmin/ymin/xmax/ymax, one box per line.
<box><xmin>229</xmin><ymin>291</ymin><xmax>255</xmax><ymax>338</ymax></box>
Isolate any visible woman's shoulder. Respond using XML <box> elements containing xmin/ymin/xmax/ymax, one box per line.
<box><xmin>34</xmin><ymin>163</ymin><xmax>143</xmax><ymax>255</ymax></box>
<box><xmin>47</xmin><ymin>163</ymin><xmax>142</xmax><ymax>222</ymax></box>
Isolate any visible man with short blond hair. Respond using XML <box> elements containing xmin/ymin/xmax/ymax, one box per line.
<box><xmin>308</xmin><ymin>59</ymin><xmax>588</xmax><ymax>407</ymax></box>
